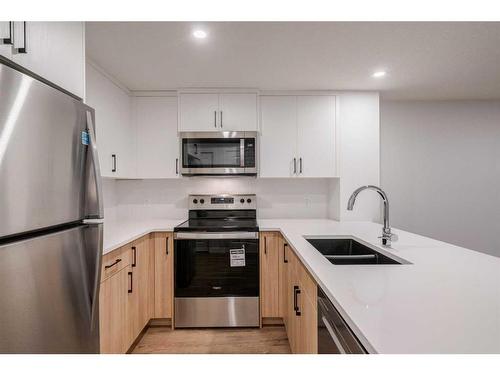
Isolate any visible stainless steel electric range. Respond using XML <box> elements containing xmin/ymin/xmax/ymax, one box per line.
<box><xmin>173</xmin><ymin>194</ymin><xmax>259</xmax><ymax>328</ymax></box>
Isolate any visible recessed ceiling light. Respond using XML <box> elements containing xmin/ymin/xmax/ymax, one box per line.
<box><xmin>193</xmin><ymin>30</ymin><xmax>207</xmax><ymax>39</ymax></box>
<box><xmin>372</xmin><ymin>71</ymin><xmax>387</xmax><ymax>78</ymax></box>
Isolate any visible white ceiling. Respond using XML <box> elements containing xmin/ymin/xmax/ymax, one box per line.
<box><xmin>86</xmin><ymin>22</ymin><xmax>500</xmax><ymax>100</ymax></box>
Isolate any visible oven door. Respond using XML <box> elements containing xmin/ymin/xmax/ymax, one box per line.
<box><xmin>174</xmin><ymin>232</ymin><xmax>260</xmax><ymax>327</ymax></box>
<box><xmin>180</xmin><ymin>132</ymin><xmax>257</xmax><ymax>175</ymax></box>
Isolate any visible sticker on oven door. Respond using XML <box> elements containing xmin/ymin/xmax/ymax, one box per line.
<box><xmin>230</xmin><ymin>248</ymin><xmax>246</xmax><ymax>267</ymax></box>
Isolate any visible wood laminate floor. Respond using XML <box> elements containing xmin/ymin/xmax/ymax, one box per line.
<box><xmin>132</xmin><ymin>326</ymin><xmax>291</xmax><ymax>354</ymax></box>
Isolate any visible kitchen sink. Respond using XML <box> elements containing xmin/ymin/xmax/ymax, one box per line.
<box><xmin>305</xmin><ymin>238</ymin><xmax>404</xmax><ymax>265</ymax></box>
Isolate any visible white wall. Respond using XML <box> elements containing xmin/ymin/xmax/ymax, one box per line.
<box><xmin>112</xmin><ymin>178</ymin><xmax>332</xmax><ymax>220</ymax></box>
<box><xmin>381</xmin><ymin>100</ymin><xmax>500</xmax><ymax>257</ymax></box>
<box><xmin>332</xmin><ymin>92</ymin><xmax>381</xmax><ymax>222</ymax></box>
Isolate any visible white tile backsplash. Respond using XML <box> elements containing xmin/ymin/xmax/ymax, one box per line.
<box><xmin>104</xmin><ymin>177</ymin><xmax>335</xmax><ymax>220</ymax></box>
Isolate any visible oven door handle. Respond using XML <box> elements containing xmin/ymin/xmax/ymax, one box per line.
<box><xmin>174</xmin><ymin>232</ymin><xmax>259</xmax><ymax>240</ymax></box>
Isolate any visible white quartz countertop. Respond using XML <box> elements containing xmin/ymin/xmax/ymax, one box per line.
<box><xmin>103</xmin><ymin>219</ymin><xmax>186</xmax><ymax>254</ymax></box>
<box><xmin>103</xmin><ymin>218</ymin><xmax>500</xmax><ymax>353</ymax></box>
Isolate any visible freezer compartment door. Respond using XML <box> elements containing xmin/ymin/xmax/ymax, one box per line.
<box><xmin>0</xmin><ymin>62</ymin><xmax>94</xmax><ymax>238</ymax></box>
<box><xmin>0</xmin><ymin>223</ymin><xmax>102</xmax><ymax>353</ymax></box>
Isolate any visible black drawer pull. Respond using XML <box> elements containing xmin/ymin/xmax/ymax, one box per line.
<box><xmin>283</xmin><ymin>243</ymin><xmax>288</xmax><ymax>263</ymax></box>
<box><xmin>128</xmin><ymin>271</ymin><xmax>133</xmax><ymax>293</ymax></box>
<box><xmin>294</xmin><ymin>286</ymin><xmax>302</xmax><ymax>316</ymax></box>
<box><xmin>166</xmin><ymin>236</ymin><xmax>169</xmax><ymax>255</ymax></box>
<box><xmin>264</xmin><ymin>236</ymin><xmax>267</xmax><ymax>255</ymax></box>
<box><xmin>111</xmin><ymin>154</ymin><xmax>117</xmax><ymax>172</ymax></box>
<box><xmin>104</xmin><ymin>258</ymin><xmax>121</xmax><ymax>269</ymax></box>
<box><xmin>131</xmin><ymin>246</ymin><xmax>137</xmax><ymax>267</ymax></box>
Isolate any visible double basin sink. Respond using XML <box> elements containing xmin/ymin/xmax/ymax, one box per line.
<box><xmin>305</xmin><ymin>238</ymin><xmax>406</xmax><ymax>265</ymax></box>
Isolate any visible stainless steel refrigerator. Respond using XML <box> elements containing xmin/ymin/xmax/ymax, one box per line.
<box><xmin>0</xmin><ymin>60</ymin><xmax>103</xmax><ymax>353</ymax></box>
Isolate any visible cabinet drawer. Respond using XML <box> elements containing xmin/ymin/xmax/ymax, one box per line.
<box><xmin>101</xmin><ymin>246</ymin><xmax>131</xmax><ymax>282</ymax></box>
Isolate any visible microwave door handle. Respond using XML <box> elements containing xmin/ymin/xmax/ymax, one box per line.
<box><xmin>240</xmin><ymin>138</ymin><xmax>245</xmax><ymax>167</ymax></box>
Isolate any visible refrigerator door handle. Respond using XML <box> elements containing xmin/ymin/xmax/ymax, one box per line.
<box><xmin>88</xmin><ymin>222</ymin><xmax>103</xmax><ymax>334</ymax></box>
<box><xmin>86</xmin><ymin>110</ymin><xmax>104</xmax><ymax>219</ymax></box>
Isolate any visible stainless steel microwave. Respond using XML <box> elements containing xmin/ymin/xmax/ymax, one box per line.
<box><xmin>179</xmin><ymin>131</ymin><xmax>258</xmax><ymax>176</ymax></box>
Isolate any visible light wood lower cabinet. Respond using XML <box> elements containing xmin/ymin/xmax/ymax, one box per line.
<box><xmin>261</xmin><ymin>231</ymin><xmax>318</xmax><ymax>354</ymax></box>
<box><xmin>99</xmin><ymin>232</ymin><xmax>171</xmax><ymax>354</ymax></box>
<box><xmin>260</xmin><ymin>232</ymin><xmax>281</xmax><ymax>318</ymax></box>
<box><xmin>153</xmin><ymin>232</ymin><xmax>174</xmax><ymax>319</ymax></box>
<box><xmin>99</xmin><ymin>265</ymin><xmax>131</xmax><ymax>354</ymax></box>
<box><xmin>126</xmin><ymin>235</ymin><xmax>154</xmax><ymax>343</ymax></box>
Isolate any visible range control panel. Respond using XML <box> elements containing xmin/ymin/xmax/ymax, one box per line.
<box><xmin>188</xmin><ymin>194</ymin><xmax>256</xmax><ymax>210</ymax></box>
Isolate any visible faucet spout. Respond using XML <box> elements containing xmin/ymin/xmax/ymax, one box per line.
<box><xmin>347</xmin><ymin>185</ymin><xmax>396</xmax><ymax>246</ymax></box>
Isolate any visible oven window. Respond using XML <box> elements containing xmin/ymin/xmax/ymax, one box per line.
<box><xmin>174</xmin><ymin>239</ymin><xmax>259</xmax><ymax>297</ymax></box>
<box><xmin>182</xmin><ymin>138</ymin><xmax>241</xmax><ymax>168</ymax></box>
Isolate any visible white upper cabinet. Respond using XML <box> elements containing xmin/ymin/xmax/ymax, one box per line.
<box><xmin>260</xmin><ymin>95</ymin><xmax>337</xmax><ymax>178</ymax></box>
<box><xmin>260</xmin><ymin>96</ymin><xmax>297</xmax><ymax>177</ymax></box>
<box><xmin>135</xmin><ymin>96</ymin><xmax>179</xmax><ymax>179</ymax></box>
<box><xmin>86</xmin><ymin>63</ymin><xmax>135</xmax><ymax>178</ymax></box>
<box><xmin>178</xmin><ymin>93</ymin><xmax>219</xmax><ymax>132</ymax></box>
<box><xmin>7</xmin><ymin>22</ymin><xmax>85</xmax><ymax>98</ymax></box>
<box><xmin>296</xmin><ymin>96</ymin><xmax>336</xmax><ymax>177</ymax></box>
<box><xmin>178</xmin><ymin>91</ymin><xmax>258</xmax><ymax>132</ymax></box>
<box><xmin>219</xmin><ymin>93</ymin><xmax>258</xmax><ymax>131</ymax></box>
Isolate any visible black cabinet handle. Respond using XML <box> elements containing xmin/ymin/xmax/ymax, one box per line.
<box><xmin>293</xmin><ymin>158</ymin><xmax>297</xmax><ymax>174</ymax></box>
<box><xmin>214</xmin><ymin>111</ymin><xmax>217</xmax><ymax>128</ymax></box>
<box><xmin>111</xmin><ymin>154</ymin><xmax>117</xmax><ymax>172</ymax></box>
<box><xmin>299</xmin><ymin>157</ymin><xmax>303</xmax><ymax>174</ymax></box>
<box><xmin>131</xmin><ymin>246</ymin><xmax>137</xmax><ymax>267</ymax></box>
<box><xmin>166</xmin><ymin>236</ymin><xmax>169</xmax><ymax>255</ymax></box>
<box><xmin>128</xmin><ymin>271</ymin><xmax>133</xmax><ymax>293</ymax></box>
<box><xmin>14</xmin><ymin>21</ymin><xmax>27</xmax><ymax>54</ymax></box>
<box><xmin>283</xmin><ymin>243</ymin><xmax>288</xmax><ymax>263</ymax></box>
<box><xmin>294</xmin><ymin>286</ymin><xmax>302</xmax><ymax>316</ymax></box>
<box><xmin>264</xmin><ymin>236</ymin><xmax>267</xmax><ymax>255</ymax></box>
<box><xmin>1</xmin><ymin>21</ymin><xmax>13</xmax><ymax>44</ymax></box>
<box><xmin>220</xmin><ymin>111</ymin><xmax>223</xmax><ymax>128</ymax></box>
<box><xmin>175</xmin><ymin>158</ymin><xmax>179</xmax><ymax>175</ymax></box>
<box><xmin>104</xmin><ymin>258</ymin><xmax>121</xmax><ymax>269</ymax></box>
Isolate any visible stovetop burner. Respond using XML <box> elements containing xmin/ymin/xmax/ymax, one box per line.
<box><xmin>174</xmin><ymin>194</ymin><xmax>258</xmax><ymax>233</ymax></box>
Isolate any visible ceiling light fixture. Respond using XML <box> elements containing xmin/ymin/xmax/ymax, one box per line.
<box><xmin>193</xmin><ymin>30</ymin><xmax>207</xmax><ymax>39</ymax></box>
<box><xmin>372</xmin><ymin>71</ymin><xmax>387</xmax><ymax>78</ymax></box>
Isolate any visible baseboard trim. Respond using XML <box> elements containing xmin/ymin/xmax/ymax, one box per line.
<box><xmin>261</xmin><ymin>317</ymin><xmax>284</xmax><ymax>326</ymax></box>
<box><xmin>149</xmin><ymin>318</ymin><xmax>173</xmax><ymax>327</ymax></box>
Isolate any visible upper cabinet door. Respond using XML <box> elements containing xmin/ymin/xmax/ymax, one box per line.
<box><xmin>86</xmin><ymin>63</ymin><xmax>134</xmax><ymax>178</ymax></box>
<box><xmin>10</xmin><ymin>22</ymin><xmax>85</xmax><ymax>98</ymax></box>
<box><xmin>259</xmin><ymin>96</ymin><xmax>297</xmax><ymax>177</ymax></box>
<box><xmin>135</xmin><ymin>96</ymin><xmax>179</xmax><ymax>178</ymax></box>
<box><xmin>296</xmin><ymin>96</ymin><xmax>336</xmax><ymax>177</ymax></box>
<box><xmin>219</xmin><ymin>93</ymin><xmax>258</xmax><ymax>131</ymax></box>
<box><xmin>178</xmin><ymin>93</ymin><xmax>219</xmax><ymax>132</ymax></box>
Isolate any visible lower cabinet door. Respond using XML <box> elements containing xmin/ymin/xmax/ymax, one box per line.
<box><xmin>297</xmin><ymin>291</ymin><xmax>318</xmax><ymax>354</ymax></box>
<box><xmin>279</xmin><ymin>238</ymin><xmax>289</xmax><ymax>323</ymax></box>
<box><xmin>126</xmin><ymin>236</ymin><xmax>153</xmax><ymax>347</ymax></box>
<box><xmin>153</xmin><ymin>232</ymin><xmax>173</xmax><ymax>319</ymax></box>
<box><xmin>99</xmin><ymin>267</ymin><xmax>129</xmax><ymax>353</ymax></box>
<box><xmin>260</xmin><ymin>232</ymin><xmax>280</xmax><ymax>318</ymax></box>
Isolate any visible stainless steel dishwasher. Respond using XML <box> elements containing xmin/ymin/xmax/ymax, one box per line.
<box><xmin>317</xmin><ymin>287</ymin><xmax>368</xmax><ymax>354</ymax></box>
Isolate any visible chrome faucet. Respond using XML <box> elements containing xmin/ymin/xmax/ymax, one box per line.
<box><xmin>347</xmin><ymin>185</ymin><xmax>398</xmax><ymax>246</ymax></box>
